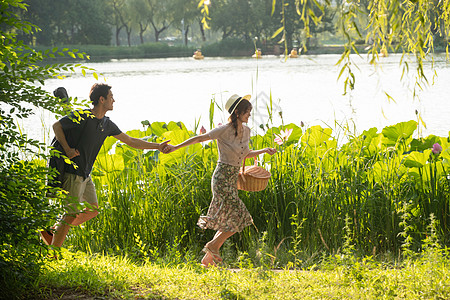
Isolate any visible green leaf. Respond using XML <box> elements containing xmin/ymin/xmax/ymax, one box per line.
<box><xmin>403</xmin><ymin>150</ymin><xmax>431</xmax><ymax>168</ymax></box>
<box><xmin>271</xmin><ymin>27</ymin><xmax>284</xmax><ymax>39</ymax></box>
<box><xmin>382</xmin><ymin>120</ymin><xmax>417</xmax><ymax>143</ymax></box>
<box><xmin>148</xmin><ymin>122</ymin><xmax>169</xmax><ymax>137</ymax></box>
<box><xmin>301</xmin><ymin>125</ymin><xmax>332</xmax><ymax>147</ymax></box>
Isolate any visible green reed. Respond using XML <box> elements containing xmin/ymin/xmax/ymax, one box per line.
<box><xmin>64</xmin><ymin>117</ymin><xmax>450</xmax><ymax>266</ymax></box>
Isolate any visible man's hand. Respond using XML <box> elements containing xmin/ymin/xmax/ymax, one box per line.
<box><xmin>65</xmin><ymin>148</ymin><xmax>80</xmax><ymax>159</ymax></box>
<box><xmin>162</xmin><ymin>144</ymin><xmax>177</xmax><ymax>154</ymax></box>
<box><xmin>158</xmin><ymin>140</ymin><xmax>171</xmax><ymax>153</ymax></box>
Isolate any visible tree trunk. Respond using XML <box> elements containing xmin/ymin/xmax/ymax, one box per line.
<box><xmin>125</xmin><ymin>25</ymin><xmax>132</xmax><ymax>47</ymax></box>
<box><xmin>139</xmin><ymin>23</ymin><xmax>147</xmax><ymax>44</ymax></box>
<box><xmin>199</xmin><ymin>20</ymin><xmax>206</xmax><ymax>42</ymax></box>
<box><xmin>184</xmin><ymin>25</ymin><xmax>190</xmax><ymax>46</ymax></box>
<box><xmin>116</xmin><ymin>25</ymin><xmax>122</xmax><ymax>46</ymax></box>
<box><xmin>151</xmin><ymin>21</ymin><xmax>169</xmax><ymax>43</ymax></box>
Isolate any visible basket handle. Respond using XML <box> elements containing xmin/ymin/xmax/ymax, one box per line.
<box><xmin>241</xmin><ymin>157</ymin><xmax>258</xmax><ymax>174</ymax></box>
<box><xmin>240</xmin><ymin>158</ymin><xmax>247</xmax><ymax>182</ymax></box>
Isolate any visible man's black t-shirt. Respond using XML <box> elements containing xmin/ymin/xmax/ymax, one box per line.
<box><xmin>59</xmin><ymin>110</ymin><xmax>122</xmax><ymax>179</ymax></box>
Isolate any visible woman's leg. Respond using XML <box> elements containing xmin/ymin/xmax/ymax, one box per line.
<box><xmin>201</xmin><ymin>230</ymin><xmax>235</xmax><ymax>266</ymax></box>
<box><xmin>207</xmin><ymin>230</ymin><xmax>235</xmax><ymax>252</ymax></box>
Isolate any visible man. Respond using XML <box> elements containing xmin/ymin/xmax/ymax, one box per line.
<box><xmin>40</xmin><ymin>83</ymin><xmax>170</xmax><ymax>247</ymax></box>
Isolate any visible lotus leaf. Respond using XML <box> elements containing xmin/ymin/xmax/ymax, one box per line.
<box><xmin>126</xmin><ymin>129</ymin><xmax>147</xmax><ymax>138</ymax></box>
<box><xmin>410</xmin><ymin>135</ymin><xmax>441</xmax><ymax>152</ymax></box>
<box><xmin>382</xmin><ymin>120</ymin><xmax>417</xmax><ymax>144</ymax></box>
<box><xmin>96</xmin><ymin>152</ymin><xmax>125</xmax><ymax>174</ymax></box>
<box><xmin>148</xmin><ymin>121</ymin><xmax>168</xmax><ymax>136</ymax></box>
<box><xmin>301</xmin><ymin>125</ymin><xmax>332</xmax><ymax>147</ymax></box>
<box><xmin>159</xmin><ymin>130</ymin><xmax>202</xmax><ymax>165</ymax></box>
<box><xmin>403</xmin><ymin>150</ymin><xmax>431</xmax><ymax>168</ymax></box>
<box><xmin>284</xmin><ymin>123</ymin><xmax>302</xmax><ymax>144</ymax></box>
<box><xmin>99</xmin><ymin>136</ymin><xmax>117</xmax><ymax>155</ymax></box>
<box><xmin>440</xmin><ymin>148</ymin><xmax>450</xmax><ymax>167</ymax></box>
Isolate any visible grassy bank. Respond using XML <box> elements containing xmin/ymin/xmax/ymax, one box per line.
<box><xmin>31</xmin><ymin>247</ymin><xmax>450</xmax><ymax>299</ymax></box>
<box><xmin>34</xmin><ymin>43</ymin><xmax>196</xmax><ymax>61</ymax></box>
<box><xmin>34</xmin><ymin>41</ymin><xmax>374</xmax><ymax>61</ymax></box>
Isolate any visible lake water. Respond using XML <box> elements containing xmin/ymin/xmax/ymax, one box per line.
<box><xmin>23</xmin><ymin>53</ymin><xmax>450</xmax><ymax>142</ymax></box>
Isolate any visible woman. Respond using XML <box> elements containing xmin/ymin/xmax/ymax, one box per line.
<box><xmin>164</xmin><ymin>94</ymin><xmax>276</xmax><ymax>267</ymax></box>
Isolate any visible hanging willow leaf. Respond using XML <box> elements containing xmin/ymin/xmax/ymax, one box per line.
<box><xmin>271</xmin><ymin>26</ymin><xmax>284</xmax><ymax>39</ymax></box>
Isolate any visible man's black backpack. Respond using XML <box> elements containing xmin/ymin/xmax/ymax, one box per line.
<box><xmin>47</xmin><ymin>87</ymin><xmax>71</xmax><ymax>188</ymax></box>
<box><xmin>47</xmin><ymin>138</ymin><xmax>66</xmax><ymax>188</ymax></box>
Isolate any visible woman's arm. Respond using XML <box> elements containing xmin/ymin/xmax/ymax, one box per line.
<box><xmin>169</xmin><ymin>133</ymin><xmax>212</xmax><ymax>152</ymax></box>
<box><xmin>246</xmin><ymin>147</ymin><xmax>277</xmax><ymax>158</ymax></box>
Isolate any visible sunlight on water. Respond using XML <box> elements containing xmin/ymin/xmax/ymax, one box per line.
<box><xmin>23</xmin><ymin>54</ymin><xmax>450</xmax><ymax>142</ymax></box>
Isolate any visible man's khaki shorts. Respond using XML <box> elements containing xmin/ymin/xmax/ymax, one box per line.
<box><xmin>62</xmin><ymin>173</ymin><xmax>98</xmax><ymax>214</ymax></box>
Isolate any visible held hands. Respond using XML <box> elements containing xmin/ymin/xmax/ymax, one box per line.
<box><xmin>265</xmin><ymin>147</ymin><xmax>277</xmax><ymax>155</ymax></box>
<box><xmin>158</xmin><ymin>140</ymin><xmax>171</xmax><ymax>153</ymax></box>
<box><xmin>162</xmin><ymin>144</ymin><xmax>177</xmax><ymax>154</ymax></box>
<box><xmin>159</xmin><ymin>140</ymin><xmax>177</xmax><ymax>154</ymax></box>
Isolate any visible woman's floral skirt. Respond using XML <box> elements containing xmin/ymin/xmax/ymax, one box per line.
<box><xmin>197</xmin><ymin>162</ymin><xmax>253</xmax><ymax>232</ymax></box>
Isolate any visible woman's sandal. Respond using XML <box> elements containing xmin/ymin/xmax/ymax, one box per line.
<box><xmin>202</xmin><ymin>246</ymin><xmax>223</xmax><ymax>264</ymax></box>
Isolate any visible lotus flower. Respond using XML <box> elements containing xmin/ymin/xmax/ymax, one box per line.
<box><xmin>274</xmin><ymin>128</ymin><xmax>293</xmax><ymax>145</ymax></box>
<box><xmin>432</xmin><ymin>143</ymin><xmax>442</xmax><ymax>154</ymax></box>
<box><xmin>200</xmin><ymin>125</ymin><xmax>206</xmax><ymax>134</ymax></box>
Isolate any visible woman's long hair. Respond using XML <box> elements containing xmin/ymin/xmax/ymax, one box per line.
<box><xmin>228</xmin><ymin>100</ymin><xmax>252</xmax><ymax>136</ymax></box>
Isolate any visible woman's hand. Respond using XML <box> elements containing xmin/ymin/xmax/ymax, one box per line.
<box><xmin>158</xmin><ymin>140</ymin><xmax>170</xmax><ymax>153</ymax></box>
<box><xmin>265</xmin><ymin>147</ymin><xmax>277</xmax><ymax>155</ymax></box>
<box><xmin>162</xmin><ymin>144</ymin><xmax>177</xmax><ymax>154</ymax></box>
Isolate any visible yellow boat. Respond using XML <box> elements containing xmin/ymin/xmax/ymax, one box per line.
<box><xmin>289</xmin><ymin>48</ymin><xmax>299</xmax><ymax>58</ymax></box>
<box><xmin>252</xmin><ymin>48</ymin><xmax>262</xmax><ymax>58</ymax></box>
<box><xmin>193</xmin><ymin>50</ymin><xmax>204</xmax><ymax>60</ymax></box>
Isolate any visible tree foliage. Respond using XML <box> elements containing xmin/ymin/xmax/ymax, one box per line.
<box><xmin>0</xmin><ymin>0</ymin><xmax>93</xmax><ymax>297</ymax></box>
<box><xmin>20</xmin><ymin>0</ymin><xmax>112</xmax><ymax>46</ymax></box>
<box><xmin>200</xmin><ymin>0</ymin><xmax>450</xmax><ymax>93</ymax></box>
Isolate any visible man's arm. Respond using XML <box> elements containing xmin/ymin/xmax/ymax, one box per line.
<box><xmin>114</xmin><ymin>132</ymin><xmax>170</xmax><ymax>152</ymax></box>
<box><xmin>53</xmin><ymin>121</ymin><xmax>80</xmax><ymax>159</ymax></box>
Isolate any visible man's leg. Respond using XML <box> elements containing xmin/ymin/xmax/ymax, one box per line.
<box><xmin>71</xmin><ymin>203</ymin><xmax>98</xmax><ymax>226</ymax></box>
<box><xmin>50</xmin><ymin>174</ymin><xmax>98</xmax><ymax>247</ymax></box>
<box><xmin>71</xmin><ymin>176</ymin><xmax>98</xmax><ymax>226</ymax></box>
<box><xmin>50</xmin><ymin>203</ymin><xmax>98</xmax><ymax>247</ymax></box>
<box><xmin>51</xmin><ymin>215</ymin><xmax>76</xmax><ymax>247</ymax></box>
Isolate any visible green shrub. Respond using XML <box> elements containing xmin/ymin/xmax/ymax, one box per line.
<box><xmin>0</xmin><ymin>1</ymin><xmax>92</xmax><ymax>298</ymax></box>
<box><xmin>202</xmin><ymin>38</ymin><xmax>254</xmax><ymax>56</ymax></box>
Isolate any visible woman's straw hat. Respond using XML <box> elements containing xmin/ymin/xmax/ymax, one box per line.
<box><xmin>225</xmin><ymin>94</ymin><xmax>251</xmax><ymax>115</ymax></box>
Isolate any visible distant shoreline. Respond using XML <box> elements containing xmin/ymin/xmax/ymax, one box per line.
<box><xmin>34</xmin><ymin>44</ymin><xmax>449</xmax><ymax>62</ymax></box>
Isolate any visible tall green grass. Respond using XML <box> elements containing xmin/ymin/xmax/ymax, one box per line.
<box><xmin>65</xmin><ymin>113</ymin><xmax>450</xmax><ymax>266</ymax></box>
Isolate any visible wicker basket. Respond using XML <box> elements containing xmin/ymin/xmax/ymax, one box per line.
<box><xmin>237</xmin><ymin>159</ymin><xmax>271</xmax><ymax>192</ymax></box>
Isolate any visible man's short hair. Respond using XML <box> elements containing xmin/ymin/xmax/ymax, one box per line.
<box><xmin>89</xmin><ymin>83</ymin><xmax>112</xmax><ymax>106</ymax></box>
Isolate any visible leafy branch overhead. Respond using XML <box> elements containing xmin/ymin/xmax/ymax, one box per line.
<box><xmin>198</xmin><ymin>0</ymin><xmax>450</xmax><ymax>94</ymax></box>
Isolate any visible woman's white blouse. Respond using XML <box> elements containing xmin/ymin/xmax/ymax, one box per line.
<box><xmin>207</xmin><ymin>123</ymin><xmax>251</xmax><ymax>167</ymax></box>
